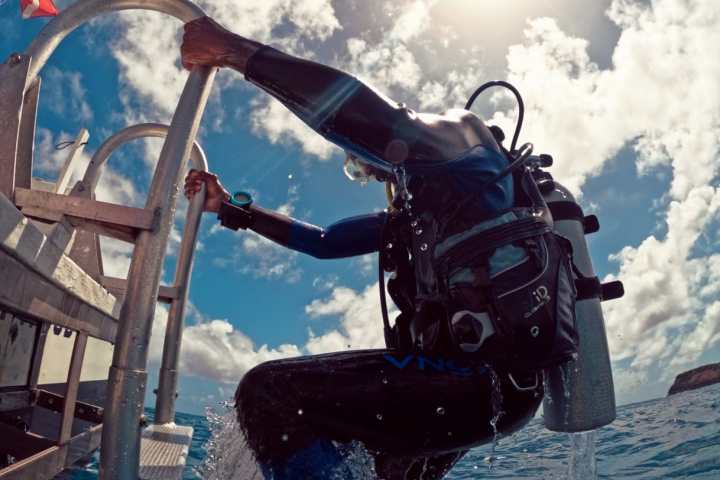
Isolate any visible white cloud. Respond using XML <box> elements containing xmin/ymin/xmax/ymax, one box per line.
<box><xmin>248</xmin><ymin>0</ymin><xmax>438</xmax><ymax>159</ymax></box>
<box><xmin>489</xmin><ymin>0</ymin><xmax>720</xmax><ymax>403</ymax></box>
<box><xmin>304</xmin><ymin>282</ymin><xmax>392</xmax><ymax>354</ymax></box>
<box><xmin>479</xmin><ymin>0</ymin><xmax>720</xmax><ymax>403</ymax></box>
<box><xmin>43</xmin><ymin>67</ymin><xmax>94</xmax><ymax>123</ymax></box>
<box><xmin>148</xmin><ymin>306</ymin><xmax>301</xmax><ymax>383</ymax></box>
<box><xmin>144</xmin><ymin>280</ymin><xmax>391</xmax><ymax>384</ymax></box>
<box><xmin>249</xmin><ymin>97</ymin><xmax>338</xmax><ymax>160</ymax></box>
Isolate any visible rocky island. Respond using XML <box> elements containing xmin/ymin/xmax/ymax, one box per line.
<box><xmin>668</xmin><ymin>362</ymin><xmax>720</xmax><ymax>395</ymax></box>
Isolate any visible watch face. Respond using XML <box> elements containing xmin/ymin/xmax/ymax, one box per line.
<box><xmin>231</xmin><ymin>191</ymin><xmax>253</xmax><ymax>207</ymax></box>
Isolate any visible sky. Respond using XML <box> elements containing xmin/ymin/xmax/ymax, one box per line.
<box><xmin>1</xmin><ymin>0</ymin><xmax>719</xmax><ymax>415</ymax></box>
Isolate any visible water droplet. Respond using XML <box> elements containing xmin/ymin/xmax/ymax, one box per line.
<box><xmin>410</xmin><ymin>220</ymin><xmax>418</xmax><ymax>227</ymax></box>
<box><xmin>420</xmin><ymin>243</ymin><xmax>428</xmax><ymax>251</ymax></box>
<box><xmin>376</xmin><ymin>413</ymin><xmax>383</xmax><ymax>420</ymax></box>
<box><xmin>386</xmin><ymin>242</ymin><xmax>393</xmax><ymax>249</ymax></box>
<box><xmin>415</xmin><ymin>228</ymin><xmax>423</xmax><ymax>236</ymax></box>
<box><xmin>382</xmin><ymin>378</ymin><xmax>388</xmax><ymax>385</ymax></box>
<box><xmin>288</xmin><ymin>173</ymin><xmax>293</xmax><ymax>179</ymax></box>
<box><xmin>297</xmin><ymin>409</ymin><xmax>303</xmax><ymax>415</ymax></box>
<box><xmin>436</xmin><ymin>407</ymin><xmax>445</xmax><ymax>415</ymax></box>
<box><xmin>281</xmin><ymin>433</ymin><xmax>289</xmax><ymax>442</ymax></box>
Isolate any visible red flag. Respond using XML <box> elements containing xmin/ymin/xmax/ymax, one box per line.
<box><xmin>20</xmin><ymin>0</ymin><xmax>58</xmax><ymax>18</ymax></box>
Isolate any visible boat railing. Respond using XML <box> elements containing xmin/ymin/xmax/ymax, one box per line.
<box><xmin>0</xmin><ymin>1</ymin><xmax>216</xmax><ymax>478</ymax></box>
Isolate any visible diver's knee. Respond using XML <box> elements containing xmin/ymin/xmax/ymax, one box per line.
<box><xmin>235</xmin><ymin>362</ymin><xmax>273</xmax><ymax>406</ymax></box>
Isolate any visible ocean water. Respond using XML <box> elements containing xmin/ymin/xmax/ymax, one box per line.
<box><xmin>67</xmin><ymin>383</ymin><xmax>720</xmax><ymax>479</ymax></box>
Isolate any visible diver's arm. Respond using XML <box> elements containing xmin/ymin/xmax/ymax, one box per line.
<box><xmin>181</xmin><ymin>17</ymin><xmax>417</xmax><ymax>167</ymax></box>
<box><xmin>240</xmin><ymin>207</ymin><xmax>386</xmax><ymax>259</ymax></box>
<box><xmin>184</xmin><ymin>170</ymin><xmax>384</xmax><ymax>259</ymax></box>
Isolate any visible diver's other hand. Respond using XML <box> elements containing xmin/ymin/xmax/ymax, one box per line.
<box><xmin>184</xmin><ymin>169</ymin><xmax>230</xmax><ymax>213</ymax></box>
<box><xmin>181</xmin><ymin>16</ymin><xmax>235</xmax><ymax>70</ymax></box>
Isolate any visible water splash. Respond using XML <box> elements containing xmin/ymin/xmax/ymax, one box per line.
<box><xmin>484</xmin><ymin>366</ymin><xmax>505</xmax><ymax>471</ymax></box>
<box><xmin>197</xmin><ymin>403</ymin><xmax>251</xmax><ymax>480</ymax></box>
<box><xmin>559</xmin><ymin>362</ymin><xmax>572</xmax><ymax>429</ymax></box>
<box><xmin>567</xmin><ymin>430</ymin><xmax>598</xmax><ymax>480</ymax></box>
<box><xmin>198</xmin><ymin>402</ymin><xmax>378</xmax><ymax>480</ymax></box>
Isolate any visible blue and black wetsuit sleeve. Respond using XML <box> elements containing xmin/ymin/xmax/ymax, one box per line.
<box><xmin>247</xmin><ymin>205</ymin><xmax>386</xmax><ymax>259</ymax></box>
<box><xmin>245</xmin><ymin>46</ymin><xmax>437</xmax><ymax>167</ymax></box>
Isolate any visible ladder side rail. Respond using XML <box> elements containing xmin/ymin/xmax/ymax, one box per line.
<box><xmin>0</xmin><ymin>55</ymin><xmax>31</xmax><ymax>201</ymax></box>
<box><xmin>155</xmin><ymin>157</ymin><xmax>208</xmax><ymax>424</ymax></box>
<box><xmin>15</xmin><ymin>77</ymin><xmax>41</xmax><ymax>194</ymax></box>
<box><xmin>58</xmin><ymin>332</ymin><xmax>87</xmax><ymax>444</ymax></box>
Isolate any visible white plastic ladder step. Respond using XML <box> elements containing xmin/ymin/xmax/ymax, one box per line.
<box><xmin>138</xmin><ymin>423</ymin><xmax>193</xmax><ymax>480</ymax></box>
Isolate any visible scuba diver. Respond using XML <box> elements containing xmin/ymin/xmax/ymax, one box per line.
<box><xmin>181</xmin><ymin>16</ymin><xmax>579</xmax><ymax>480</ymax></box>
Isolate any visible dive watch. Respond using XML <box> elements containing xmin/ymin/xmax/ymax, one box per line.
<box><xmin>218</xmin><ymin>191</ymin><xmax>254</xmax><ymax>231</ymax></box>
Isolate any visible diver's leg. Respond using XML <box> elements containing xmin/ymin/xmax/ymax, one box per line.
<box><xmin>235</xmin><ymin>350</ymin><xmax>542</xmax><ymax>478</ymax></box>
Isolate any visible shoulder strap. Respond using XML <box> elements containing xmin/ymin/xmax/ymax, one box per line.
<box><xmin>379</xmin><ymin>212</ymin><xmax>396</xmax><ymax>348</ymax></box>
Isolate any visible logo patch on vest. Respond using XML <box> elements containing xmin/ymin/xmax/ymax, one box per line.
<box><xmin>524</xmin><ymin>285</ymin><xmax>551</xmax><ymax>318</ymax></box>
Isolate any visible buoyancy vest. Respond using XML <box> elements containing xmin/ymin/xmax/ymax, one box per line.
<box><xmin>379</xmin><ymin>160</ymin><xmax>580</xmax><ymax>374</ymax></box>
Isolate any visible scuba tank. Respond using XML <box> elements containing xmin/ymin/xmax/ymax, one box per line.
<box><xmin>537</xmin><ymin>173</ymin><xmax>623</xmax><ymax>432</ymax></box>
<box><xmin>462</xmin><ymin>82</ymin><xmax>624</xmax><ymax>431</ymax></box>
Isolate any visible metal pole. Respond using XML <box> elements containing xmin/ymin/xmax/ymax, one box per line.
<box><xmin>154</xmin><ymin>178</ymin><xmax>206</xmax><ymax>424</ymax></box>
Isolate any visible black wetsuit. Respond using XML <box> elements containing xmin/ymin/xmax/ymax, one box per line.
<box><xmin>232</xmin><ymin>46</ymin><xmax>543</xmax><ymax>479</ymax></box>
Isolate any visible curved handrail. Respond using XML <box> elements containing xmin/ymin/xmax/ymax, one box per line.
<box><xmin>24</xmin><ymin>0</ymin><xmax>204</xmax><ymax>90</ymax></box>
<box><xmin>81</xmin><ymin>122</ymin><xmax>209</xmax><ymax>192</ymax></box>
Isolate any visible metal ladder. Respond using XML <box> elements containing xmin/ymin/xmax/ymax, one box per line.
<box><xmin>0</xmin><ymin>0</ymin><xmax>217</xmax><ymax>478</ymax></box>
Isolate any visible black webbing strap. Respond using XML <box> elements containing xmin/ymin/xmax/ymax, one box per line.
<box><xmin>548</xmin><ymin>201</ymin><xmax>583</xmax><ymax>222</ymax></box>
<box><xmin>575</xmin><ymin>276</ymin><xmax>602</xmax><ymax>300</ymax></box>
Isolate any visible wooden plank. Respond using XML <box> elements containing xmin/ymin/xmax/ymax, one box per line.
<box><xmin>58</xmin><ymin>333</ymin><xmax>87</xmax><ymax>444</ymax></box>
<box><xmin>15</xmin><ymin>188</ymin><xmax>156</xmax><ymax>233</ymax></box>
<box><xmin>100</xmin><ymin>276</ymin><xmax>178</xmax><ymax>304</ymax></box>
<box><xmin>0</xmin><ymin>251</ymin><xmax>117</xmax><ymax>343</ymax></box>
<box><xmin>15</xmin><ymin>77</ymin><xmax>40</xmax><ymax>193</ymax></box>
<box><xmin>0</xmin><ymin>54</ymin><xmax>31</xmax><ymax>201</ymax></box>
<box><xmin>0</xmin><ymin>193</ymin><xmax>120</xmax><ymax>319</ymax></box>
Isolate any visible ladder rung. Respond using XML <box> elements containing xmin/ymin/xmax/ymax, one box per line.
<box><xmin>14</xmin><ymin>187</ymin><xmax>156</xmax><ymax>242</ymax></box>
